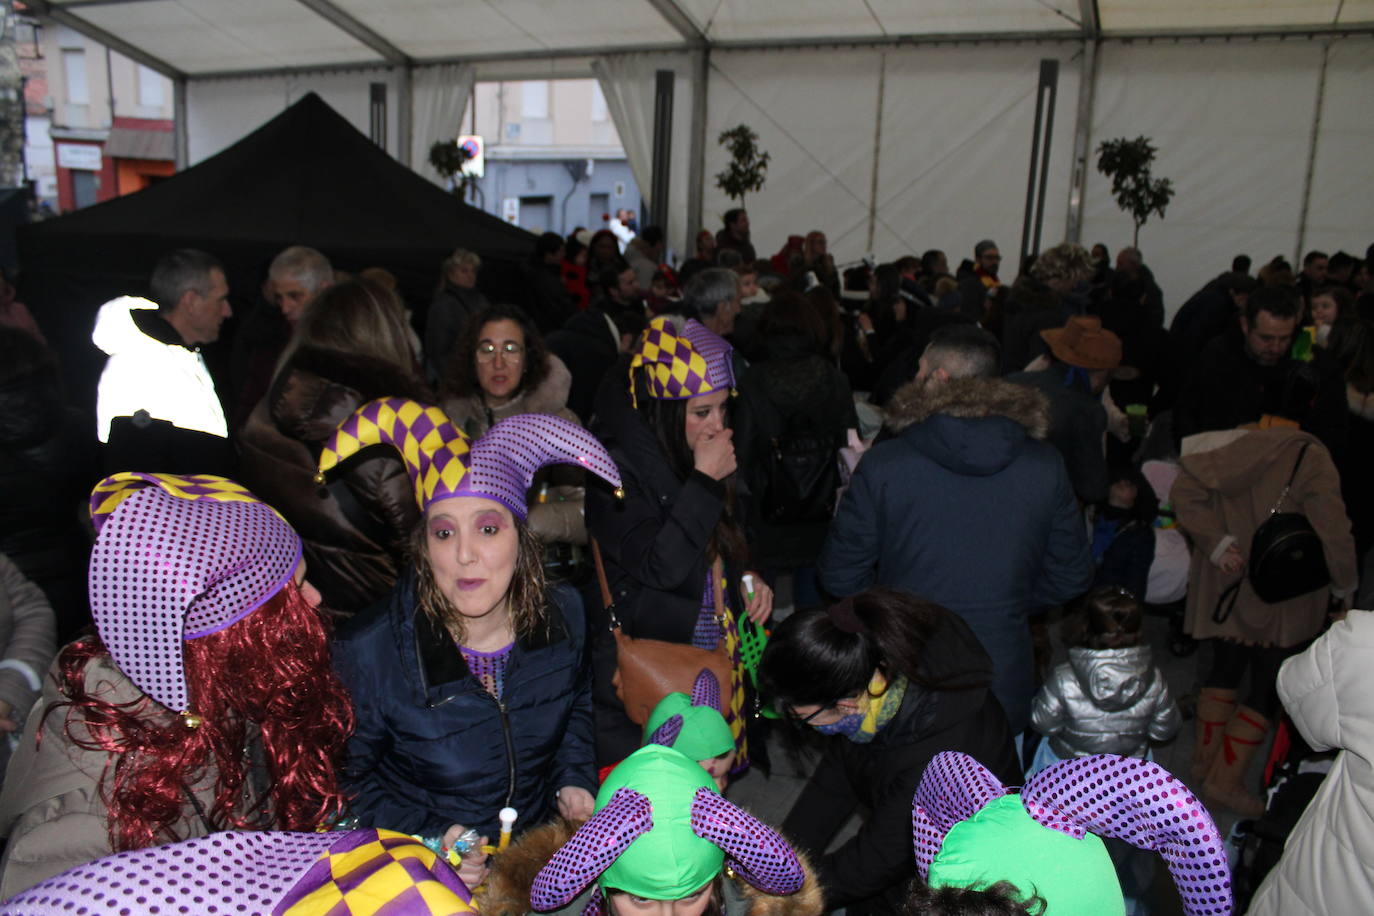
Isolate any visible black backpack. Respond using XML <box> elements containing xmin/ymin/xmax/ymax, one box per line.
<box><xmin>1214</xmin><ymin>441</ymin><xmax>1330</xmax><ymax>622</ymax></box>
<box><xmin>760</xmin><ymin>428</ymin><xmax>843</xmax><ymax>524</ymax></box>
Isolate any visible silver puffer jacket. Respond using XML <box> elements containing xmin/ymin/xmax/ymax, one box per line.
<box><xmin>1031</xmin><ymin>645</ymin><xmax>1180</xmax><ymax>759</ymax></box>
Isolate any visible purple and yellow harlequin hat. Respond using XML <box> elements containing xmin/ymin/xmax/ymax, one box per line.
<box><xmin>2</xmin><ymin>828</ymin><xmax>477</xmax><ymax>916</ymax></box>
<box><xmin>87</xmin><ymin>472</ymin><xmax>302</xmax><ymax>721</ymax></box>
<box><xmin>912</xmin><ymin>752</ymin><xmax>1232</xmax><ymax>916</ymax></box>
<box><xmin>316</xmin><ymin>398</ymin><xmax>621</xmax><ymax>517</ymax></box>
<box><xmin>531</xmin><ymin>745</ymin><xmax>803</xmax><ymax>914</ymax></box>
<box><xmin>628</xmin><ymin>317</ymin><xmax>735</xmax><ymax>407</ymax></box>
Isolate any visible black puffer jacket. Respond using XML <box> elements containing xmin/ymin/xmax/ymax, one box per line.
<box><xmin>333</xmin><ymin>574</ymin><xmax>596</xmax><ymax>839</ymax></box>
<box><xmin>0</xmin><ymin>360</ymin><xmax>97</xmax><ymax>639</ymax></box>
<box><xmin>780</xmin><ymin>611</ymin><xmax>1020</xmax><ymax>915</ymax></box>
<box><xmin>237</xmin><ymin>347</ymin><xmax>430</xmax><ymax>614</ymax></box>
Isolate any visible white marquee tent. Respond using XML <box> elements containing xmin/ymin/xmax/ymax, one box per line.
<box><xmin>32</xmin><ymin>0</ymin><xmax>1374</xmax><ymax>310</ymax></box>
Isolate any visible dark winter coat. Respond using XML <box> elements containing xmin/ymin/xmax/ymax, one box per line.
<box><xmin>1006</xmin><ymin>362</ymin><xmax>1110</xmax><ymax>505</ymax></box>
<box><xmin>0</xmin><ymin>360</ymin><xmax>96</xmax><ymax>639</ymax></box>
<box><xmin>780</xmin><ymin>611</ymin><xmax>1019</xmax><ymax>914</ymax></box>
<box><xmin>546</xmin><ymin>309</ymin><xmax>621</xmax><ymax>424</ymax></box>
<box><xmin>425</xmin><ymin>283</ymin><xmax>488</xmax><ymax>382</ymax></box>
<box><xmin>237</xmin><ymin>347</ymin><xmax>428</xmax><ymax>614</ymax></box>
<box><xmin>333</xmin><ymin>574</ymin><xmax>596</xmax><ymax>839</ymax></box>
<box><xmin>520</xmin><ymin>262</ymin><xmax>575</xmax><ymax>335</ymax></box>
<box><xmin>818</xmin><ymin>377</ymin><xmax>1094</xmax><ymax>734</ymax></box>
<box><xmin>733</xmin><ymin>332</ymin><xmax>858</xmax><ymax>568</ymax></box>
<box><xmin>1173</xmin><ymin>329</ymin><xmax>1292</xmax><ymax>442</ymax></box>
<box><xmin>999</xmin><ymin>273</ymin><xmax>1065</xmax><ymax>373</ymax></box>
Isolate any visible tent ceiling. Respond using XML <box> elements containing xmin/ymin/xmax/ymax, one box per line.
<box><xmin>37</xmin><ymin>0</ymin><xmax>1374</xmax><ymax>79</ymax></box>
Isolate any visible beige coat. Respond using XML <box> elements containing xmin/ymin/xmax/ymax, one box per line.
<box><xmin>1175</xmin><ymin>429</ymin><xmax>1357</xmax><ymax>646</ymax></box>
<box><xmin>0</xmin><ymin>554</ymin><xmax>56</xmax><ymax>737</ymax></box>
<box><xmin>1247</xmin><ymin>609</ymin><xmax>1374</xmax><ymax>915</ymax></box>
<box><xmin>0</xmin><ymin>653</ymin><xmax>219</xmax><ymax>899</ymax></box>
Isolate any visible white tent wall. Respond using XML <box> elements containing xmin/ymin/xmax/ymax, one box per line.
<box><xmin>871</xmin><ymin>44</ymin><xmax>1082</xmax><ymax>274</ymax></box>
<box><xmin>592</xmin><ymin>52</ymin><xmax>698</xmax><ymax>259</ymax></box>
<box><xmin>186</xmin><ymin>68</ymin><xmax>402</xmax><ymax>164</ymax></box>
<box><xmin>1078</xmin><ymin>38</ymin><xmax>1340</xmax><ymax>317</ymax></box>
<box><xmin>1302</xmin><ymin>37</ymin><xmax>1374</xmax><ymax>255</ymax></box>
<box><xmin>412</xmin><ymin>64</ymin><xmax>476</xmax><ymax>186</ymax></box>
<box><xmin>701</xmin><ymin>44</ymin><xmax>1083</xmax><ymax>275</ymax></box>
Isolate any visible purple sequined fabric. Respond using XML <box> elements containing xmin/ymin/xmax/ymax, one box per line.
<box><xmin>1022</xmin><ymin>755</ymin><xmax>1232</xmax><ymax>915</ymax></box>
<box><xmin>910</xmin><ymin>752</ymin><xmax>1233</xmax><ymax>916</ymax></box>
<box><xmin>689</xmin><ymin>788</ymin><xmax>804</xmax><ymax>895</ymax></box>
<box><xmin>0</xmin><ymin>830</ymin><xmax>336</xmax><ymax>916</ymax></box>
<box><xmin>88</xmin><ymin>483</ymin><xmax>301</xmax><ymax>714</ymax></box>
<box><xmin>459</xmin><ymin>642</ymin><xmax>513</xmax><ymax>700</ymax></box>
<box><xmin>530</xmin><ymin>788</ymin><xmax>655</xmax><ymax>910</ymax></box>
<box><xmin>647</xmin><ymin>713</ymin><xmax>685</xmax><ymax>748</ymax></box>
<box><xmin>690</xmin><ymin>669</ymin><xmax>722</xmax><ymax>713</ymax></box>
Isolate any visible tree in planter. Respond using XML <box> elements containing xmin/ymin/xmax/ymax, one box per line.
<box><xmin>428</xmin><ymin>139</ymin><xmax>475</xmax><ymax>201</ymax></box>
<box><xmin>1096</xmin><ymin>136</ymin><xmax>1175</xmax><ymax>248</ymax></box>
<box><xmin>715</xmin><ymin>125</ymin><xmax>770</xmax><ymax>210</ymax></box>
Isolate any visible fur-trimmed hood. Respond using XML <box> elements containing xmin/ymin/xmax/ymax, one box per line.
<box><xmin>479</xmin><ymin>817</ymin><xmax>826</xmax><ymax>916</ymax></box>
<box><xmin>886</xmin><ymin>376</ymin><xmax>1050</xmax><ymax>438</ymax></box>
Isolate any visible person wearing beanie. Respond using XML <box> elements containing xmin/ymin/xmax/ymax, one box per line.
<box><xmin>323</xmin><ymin>404</ymin><xmax>622</xmax><ymax>891</ymax></box>
<box><xmin>0</xmin><ymin>473</ymin><xmax>354</xmax><ymax>898</ymax></box>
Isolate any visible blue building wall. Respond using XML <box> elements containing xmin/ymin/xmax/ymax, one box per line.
<box><xmin>471</xmin><ymin>158</ymin><xmax>642</xmax><ymax>238</ymax></box>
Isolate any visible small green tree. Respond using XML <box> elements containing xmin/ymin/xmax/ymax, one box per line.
<box><xmin>714</xmin><ymin>125</ymin><xmax>770</xmax><ymax>209</ymax></box>
<box><xmin>428</xmin><ymin>138</ymin><xmax>474</xmax><ymax>199</ymax></box>
<box><xmin>1096</xmin><ymin>136</ymin><xmax>1175</xmax><ymax>248</ymax></box>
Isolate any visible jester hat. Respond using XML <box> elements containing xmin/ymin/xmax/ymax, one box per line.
<box><xmin>628</xmin><ymin>317</ymin><xmax>735</xmax><ymax>407</ymax></box>
<box><xmin>316</xmin><ymin>398</ymin><xmax>621</xmax><ymax>516</ymax></box>
<box><xmin>912</xmin><ymin>752</ymin><xmax>1232</xmax><ymax>916</ymax></box>
<box><xmin>643</xmin><ymin>669</ymin><xmax>734</xmax><ymax>762</ymax></box>
<box><xmin>530</xmin><ymin>745</ymin><xmax>804</xmax><ymax>913</ymax></box>
<box><xmin>87</xmin><ymin>472</ymin><xmax>301</xmax><ymax>718</ymax></box>
<box><xmin>2</xmin><ymin>828</ymin><xmax>477</xmax><ymax>916</ymax></box>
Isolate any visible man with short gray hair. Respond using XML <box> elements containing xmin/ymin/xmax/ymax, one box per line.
<box><xmin>268</xmin><ymin>245</ymin><xmax>334</xmax><ymax>326</ymax></box>
<box><xmin>682</xmin><ymin>268</ymin><xmax>741</xmax><ymax>338</ymax></box>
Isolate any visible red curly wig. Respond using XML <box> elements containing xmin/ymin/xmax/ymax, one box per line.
<box><xmin>49</xmin><ymin>581</ymin><xmax>354</xmax><ymax>852</ymax></box>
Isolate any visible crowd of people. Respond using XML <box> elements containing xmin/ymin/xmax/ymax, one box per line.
<box><xmin>0</xmin><ymin>209</ymin><xmax>1369</xmax><ymax>915</ymax></box>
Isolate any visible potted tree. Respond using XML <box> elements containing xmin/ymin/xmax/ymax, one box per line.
<box><xmin>1096</xmin><ymin>136</ymin><xmax>1175</xmax><ymax>248</ymax></box>
<box><xmin>715</xmin><ymin>125</ymin><xmax>770</xmax><ymax>209</ymax></box>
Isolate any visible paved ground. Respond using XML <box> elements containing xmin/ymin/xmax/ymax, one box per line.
<box><xmin>726</xmin><ymin>602</ymin><xmax>1258</xmax><ymax>915</ymax></box>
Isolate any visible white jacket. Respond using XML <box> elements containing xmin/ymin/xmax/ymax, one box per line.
<box><xmin>91</xmin><ymin>296</ymin><xmax>227</xmax><ymax>444</ymax></box>
<box><xmin>1247</xmin><ymin>610</ymin><xmax>1374</xmax><ymax>915</ymax></box>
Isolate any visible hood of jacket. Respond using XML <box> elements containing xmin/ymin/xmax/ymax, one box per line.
<box><xmin>91</xmin><ymin>295</ymin><xmax>174</xmax><ymax>357</ymax></box>
<box><xmin>1179</xmin><ymin>427</ymin><xmax>1320</xmax><ymax>496</ymax></box>
<box><xmin>880</xmin><ymin>611</ymin><xmax>996</xmax><ymax>747</ymax></box>
<box><xmin>885</xmin><ymin>376</ymin><xmax>1049</xmax><ymax>477</ymax></box>
<box><xmin>269</xmin><ymin>345</ymin><xmax>431</xmax><ymax>444</ymax></box>
<box><xmin>1067</xmin><ymin>645</ymin><xmax>1155</xmax><ymax>711</ymax></box>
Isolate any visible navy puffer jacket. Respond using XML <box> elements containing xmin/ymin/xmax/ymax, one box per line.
<box><xmin>333</xmin><ymin>572</ymin><xmax>596</xmax><ymax>839</ymax></box>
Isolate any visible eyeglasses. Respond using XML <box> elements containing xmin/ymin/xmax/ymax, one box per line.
<box><xmin>786</xmin><ymin>703</ymin><xmax>834</xmax><ymax>725</ymax></box>
<box><xmin>476</xmin><ymin>342</ymin><xmax>524</xmax><ymax>362</ymax></box>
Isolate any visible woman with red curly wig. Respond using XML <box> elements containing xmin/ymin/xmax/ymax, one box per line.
<box><xmin>0</xmin><ymin>472</ymin><xmax>354</xmax><ymax>899</ymax></box>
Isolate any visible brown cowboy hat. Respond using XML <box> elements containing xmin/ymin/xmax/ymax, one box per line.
<box><xmin>1040</xmin><ymin>315</ymin><xmax>1123</xmax><ymax>371</ymax></box>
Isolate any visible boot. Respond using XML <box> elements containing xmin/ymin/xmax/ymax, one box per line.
<box><xmin>1190</xmin><ymin>688</ymin><xmax>1238</xmax><ymax>784</ymax></box>
<box><xmin>1202</xmin><ymin>706</ymin><xmax>1269</xmax><ymax>820</ymax></box>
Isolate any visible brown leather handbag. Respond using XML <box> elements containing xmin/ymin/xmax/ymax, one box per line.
<box><xmin>591</xmin><ymin>539</ymin><xmax>733</xmax><ymax>725</ymax></box>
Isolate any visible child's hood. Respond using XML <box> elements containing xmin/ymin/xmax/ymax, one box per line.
<box><xmin>1067</xmin><ymin>645</ymin><xmax>1155</xmax><ymax>711</ymax></box>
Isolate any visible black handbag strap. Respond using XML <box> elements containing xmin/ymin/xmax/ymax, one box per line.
<box><xmin>1212</xmin><ymin>580</ymin><xmax>1242</xmax><ymax>624</ymax></box>
<box><xmin>1268</xmin><ymin>441</ymin><xmax>1312</xmax><ymax>516</ymax></box>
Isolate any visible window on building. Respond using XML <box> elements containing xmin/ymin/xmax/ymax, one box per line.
<box><xmin>137</xmin><ymin>65</ymin><xmax>165</xmax><ymax>107</ymax></box>
<box><xmin>521</xmin><ymin>81</ymin><xmax>549</xmax><ymax>119</ymax></box>
<box><xmin>63</xmin><ymin>49</ymin><xmax>89</xmax><ymax>105</ymax></box>
<box><xmin>591</xmin><ymin>83</ymin><xmax>609</xmax><ymax>122</ymax></box>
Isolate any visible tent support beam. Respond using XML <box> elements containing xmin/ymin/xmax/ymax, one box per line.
<box><xmin>1065</xmin><ymin>0</ymin><xmax>1101</xmax><ymax>244</ymax></box>
<box><xmin>643</xmin><ymin>0</ymin><xmax>707</xmax><ymax>46</ymax></box>
<box><xmin>866</xmin><ymin>52</ymin><xmax>886</xmax><ymax>253</ymax></box>
<box><xmin>290</xmin><ymin>0</ymin><xmax>409</xmax><ymax>65</ymax></box>
<box><xmin>686</xmin><ymin>46</ymin><xmax>708</xmax><ymax>239</ymax></box>
<box><xmin>398</xmin><ymin>63</ymin><xmax>413</xmax><ymax>167</ymax></box>
<box><xmin>173</xmin><ymin>75</ymin><xmax>188</xmax><ymax>168</ymax></box>
<box><xmin>29</xmin><ymin>0</ymin><xmax>184</xmax><ymax>79</ymax></box>
<box><xmin>1294</xmin><ymin>39</ymin><xmax>1331</xmax><ymax>264</ymax></box>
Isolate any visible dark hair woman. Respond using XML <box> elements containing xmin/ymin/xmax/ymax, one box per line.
<box><xmin>0</xmin><ymin>473</ymin><xmax>352</xmax><ymax>898</ymax></box>
<box><xmin>322</xmin><ymin>402</ymin><xmax>622</xmax><ymax>892</ymax></box>
<box><xmin>758</xmin><ymin>588</ymin><xmax>1018</xmax><ymax>914</ymax></box>
<box><xmin>585</xmin><ymin>317</ymin><xmax>774</xmax><ymax>768</ymax></box>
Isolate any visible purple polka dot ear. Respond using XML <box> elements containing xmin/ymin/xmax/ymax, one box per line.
<box><xmin>531</xmin><ymin>789</ymin><xmax>655</xmax><ymax>910</ymax></box>
<box><xmin>690</xmin><ymin>668</ymin><xmax>723</xmax><ymax>713</ymax></box>
<box><xmin>911</xmin><ymin>751</ymin><xmax>1009</xmax><ymax>878</ymax></box>
<box><xmin>1022</xmin><ymin>755</ymin><xmax>1233</xmax><ymax>916</ymax></box>
<box><xmin>462</xmin><ymin>413</ymin><xmax>623</xmax><ymax>518</ymax></box>
<box><xmin>689</xmin><ymin>788</ymin><xmax>804</xmax><ymax>895</ymax></box>
<box><xmin>648</xmin><ymin>713</ymin><xmax>686</xmax><ymax>748</ymax></box>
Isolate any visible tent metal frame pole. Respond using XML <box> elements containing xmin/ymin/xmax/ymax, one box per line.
<box><xmin>1294</xmin><ymin>38</ymin><xmax>1332</xmax><ymax>265</ymax></box>
<box><xmin>866</xmin><ymin>51</ymin><xmax>886</xmax><ymax>253</ymax></box>
<box><xmin>29</xmin><ymin>0</ymin><xmax>183</xmax><ymax>79</ymax></box>
<box><xmin>1064</xmin><ymin>0</ymin><xmax>1100</xmax><ymax>243</ymax></box>
<box><xmin>686</xmin><ymin>46</ymin><xmax>708</xmax><ymax>239</ymax></box>
<box><xmin>290</xmin><ymin>0</ymin><xmax>409</xmax><ymax>65</ymax></box>
<box><xmin>398</xmin><ymin>63</ymin><xmax>413</xmax><ymax>167</ymax></box>
<box><xmin>173</xmin><ymin>75</ymin><xmax>188</xmax><ymax>168</ymax></box>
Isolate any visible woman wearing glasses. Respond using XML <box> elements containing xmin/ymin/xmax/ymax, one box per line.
<box><xmin>439</xmin><ymin>303</ymin><xmax>588</xmax><ymax>550</ymax></box>
<box><xmin>758</xmin><ymin>588</ymin><xmax>1019</xmax><ymax>915</ymax></box>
